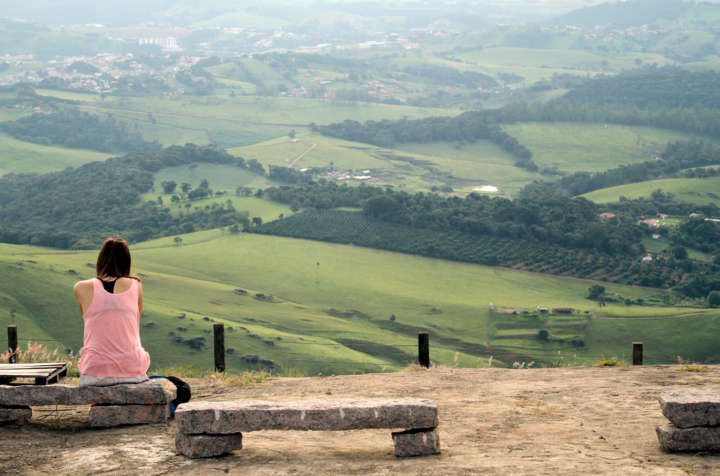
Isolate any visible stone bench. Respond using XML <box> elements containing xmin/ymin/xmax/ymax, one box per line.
<box><xmin>657</xmin><ymin>390</ymin><xmax>720</xmax><ymax>452</ymax></box>
<box><xmin>175</xmin><ymin>399</ymin><xmax>441</xmax><ymax>458</ymax></box>
<box><xmin>0</xmin><ymin>381</ymin><xmax>176</xmax><ymax>427</ymax></box>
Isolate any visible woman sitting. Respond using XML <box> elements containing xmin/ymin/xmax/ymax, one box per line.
<box><xmin>73</xmin><ymin>237</ymin><xmax>150</xmax><ymax>387</ymax></box>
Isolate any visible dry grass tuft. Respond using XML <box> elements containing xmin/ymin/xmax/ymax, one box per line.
<box><xmin>679</xmin><ymin>364</ymin><xmax>710</xmax><ymax>373</ymax></box>
<box><xmin>594</xmin><ymin>355</ymin><xmax>625</xmax><ymax>367</ymax></box>
<box><xmin>206</xmin><ymin>370</ymin><xmax>271</xmax><ymax>388</ymax></box>
<box><xmin>1</xmin><ymin>342</ymin><xmax>79</xmax><ymax>376</ymax></box>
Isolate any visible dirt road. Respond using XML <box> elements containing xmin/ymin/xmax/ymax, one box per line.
<box><xmin>2</xmin><ymin>366</ymin><xmax>720</xmax><ymax>475</ymax></box>
<box><xmin>288</xmin><ymin>142</ymin><xmax>317</xmax><ymax>168</ymax></box>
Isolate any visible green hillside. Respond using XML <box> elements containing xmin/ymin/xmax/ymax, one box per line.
<box><xmin>0</xmin><ymin>133</ymin><xmax>108</xmax><ymax>176</ymax></box>
<box><xmin>503</xmin><ymin>122</ymin><xmax>696</xmax><ymax>174</ymax></box>
<box><xmin>583</xmin><ymin>177</ymin><xmax>720</xmax><ymax>206</ymax></box>
<box><xmin>232</xmin><ymin>133</ymin><xmax>542</xmax><ymax>196</ymax></box>
<box><xmin>1</xmin><ymin>230</ymin><xmax>717</xmax><ymax>375</ymax></box>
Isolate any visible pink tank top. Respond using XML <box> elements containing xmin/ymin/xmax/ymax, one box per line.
<box><xmin>78</xmin><ymin>278</ymin><xmax>150</xmax><ymax>378</ymax></box>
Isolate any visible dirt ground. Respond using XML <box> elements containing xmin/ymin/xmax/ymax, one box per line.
<box><xmin>2</xmin><ymin>366</ymin><xmax>720</xmax><ymax>475</ymax></box>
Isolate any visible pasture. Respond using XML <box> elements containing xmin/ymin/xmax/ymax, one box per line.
<box><xmin>0</xmin><ymin>133</ymin><xmax>108</xmax><ymax>176</ymax></box>
<box><xmin>76</xmin><ymin>95</ymin><xmax>459</xmax><ymax>148</ymax></box>
<box><xmin>234</xmin><ymin>134</ymin><xmax>543</xmax><ymax>196</ymax></box>
<box><xmin>1</xmin><ymin>231</ymin><xmax>717</xmax><ymax>375</ymax></box>
<box><xmin>503</xmin><ymin>122</ymin><xmax>698</xmax><ymax>174</ymax></box>
<box><xmin>583</xmin><ymin>177</ymin><xmax>720</xmax><ymax>207</ymax></box>
<box><xmin>456</xmin><ymin>47</ymin><xmax>673</xmax><ymax>83</ymax></box>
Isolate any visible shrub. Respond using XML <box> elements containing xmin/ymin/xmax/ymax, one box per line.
<box><xmin>588</xmin><ymin>285</ymin><xmax>606</xmax><ymax>300</ymax></box>
<box><xmin>537</xmin><ymin>329</ymin><xmax>550</xmax><ymax>342</ymax></box>
<box><xmin>709</xmin><ymin>291</ymin><xmax>720</xmax><ymax>308</ymax></box>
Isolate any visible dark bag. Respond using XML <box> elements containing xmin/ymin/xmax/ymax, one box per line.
<box><xmin>150</xmin><ymin>375</ymin><xmax>191</xmax><ymax>416</ymax></box>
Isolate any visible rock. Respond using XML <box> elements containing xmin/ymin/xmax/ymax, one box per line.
<box><xmin>659</xmin><ymin>390</ymin><xmax>720</xmax><ymax>428</ymax></box>
<box><xmin>392</xmin><ymin>428</ymin><xmax>441</xmax><ymax>457</ymax></box>
<box><xmin>657</xmin><ymin>424</ymin><xmax>720</xmax><ymax>452</ymax></box>
<box><xmin>175</xmin><ymin>433</ymin><xmax>243</xmax><ymax>458</ymax></box>
<box><xmin>0</xmin><ymin>406</ymin><xmax>31</xmax><ymax>425</ymax></box>
<box><xmin>176</xmin><ymin>399</ymin><xmax>438</xmax><ymax>435</ymax></box>
<box><xmin>89</xmin><ymin>404</ymin><xmax>169</xmax><ymax>428</ymax></box>
<box><xmin>0</xmin><ymin>381</ymin><xmax>175</xmax><ymax>406</ymax></box>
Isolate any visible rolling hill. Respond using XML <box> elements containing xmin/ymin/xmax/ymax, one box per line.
<box><xmin>2</xmin><ymin>229</ymin><xmax>719</xmax><ymax>376</ymax></box>
<box><xmin>582</xmin><ymin>177</ymin><xmax>720</xmax><ymax>207</ymax></box>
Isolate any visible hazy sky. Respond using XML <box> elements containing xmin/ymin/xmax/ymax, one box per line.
<box><xmin>0</xmin><ymin>0</ymin><xmax>614</xmax><ymax>27</ymax></box>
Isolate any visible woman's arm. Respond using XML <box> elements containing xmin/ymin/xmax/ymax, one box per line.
<box><xmin>73</xmin><ymin>280</ymin><xmax>93</xmax><ymax>317</ymax></box>
<box><xmin>137</xmin><ymin>281</ymin><xmax>144</xmax><ymax>321</ymax></box>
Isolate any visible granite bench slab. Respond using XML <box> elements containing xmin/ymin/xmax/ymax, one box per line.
<box><xmin>175</xmin><ymin>398</ymin><xmax>438</xmax><ymax>434</ymax></box>
<box><xmin>175</xmin><ymin>398</ymin><xmax>441</xmax><ymax>458</ymax></box>
<box><xmin>0</xmin><ymin>381</ymin><xmax>175</xmax><ymax>407</ymax></box>
<box><xmin>659</xmin><ymin>390</ymin><xmax>720</xmax><ymax>429</ymax></box>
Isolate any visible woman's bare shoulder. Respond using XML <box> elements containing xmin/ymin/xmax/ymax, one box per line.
<box><xmin>73</xmin><ymin>279</ymin><xmax>95</xmax><ymax>293</ymax></box>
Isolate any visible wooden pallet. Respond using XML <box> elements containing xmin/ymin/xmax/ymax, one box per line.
<box><xmin>0</xmin><ymin>362</ymin><xmax>69</xmax><ymax>385</ymax></box>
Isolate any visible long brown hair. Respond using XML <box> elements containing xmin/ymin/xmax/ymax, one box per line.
<box><xmin>96</xmin><ymin>237</ymin><xmax>140</xmax><ymax>281</ymax></box>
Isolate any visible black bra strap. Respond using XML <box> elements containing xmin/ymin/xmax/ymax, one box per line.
<box><xmin>100</xmin><ymin>278</ymin><xmax>117</xmax><ymax>294</ymax></box>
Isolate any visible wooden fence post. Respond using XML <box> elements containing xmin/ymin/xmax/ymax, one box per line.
<box><xmin>418</xmin><ymin>332</ymin><xmax>430</xmax><ymax>368</ymax></box>
<box><xmin>7</xmin><ymin>325</ymin><xmax>18</xmax><ymax>364</ymax></box>
<box><xmin>632</xmin><ymin>342</ymin><xmax>643</xmax><ymax>366</ymax></box>
<box><xmin>214</xmin><ymin>323</ymin><xmax>225</xmax><ymax>373</ymax></box>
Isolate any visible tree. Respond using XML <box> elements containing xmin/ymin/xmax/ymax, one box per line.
<box><xmin>174</xmin><ymin>236</ymin><xmax>183</xmax><ymax>247</ymax></box>
<box><xmin>161</xmin><ymin>180</ymin><xmax>177</xmax><ymax>194</ymax></box>
<box><xmin>289</xmin><ymin>129</ymin><xmax>296</xmax><ymax>139</ymax></box>
<box><xmin>199</xmin><ymin>179</ymin><xmax>210</xmax><ymax>190</ymax></box>
<box><xmin>537</xmin><ymin>329</ymin><xmax>550</xmax><ymax>342</ymax></box>
<box><xmin>181</xmin><ymin>182</ymin><xmax>191</xmax><ymax>194</ymax></box>
<box><xmin>247</xmin><ymin>159</ymin><xmax>266</xmax><ymax>176</ymax></box>
<box><xmin>672</xmin><ymin>246</ymin><xmax>688</xmax><ymax>260</ymax></box>
<box><xmin>252</xmin><ymin>217</ymin><xmax>263</xmax><ymax>227</ymax></box>
<box><xmin>709</xmin><ymin>291</ymin><xmax>720</xmax><ymax>308</ymax></box>
<box><xmin>229</xmin><ymin>224</ymin><xmax>241</xmax><ymax>234</ymax></box>
<box><xmin>587</xmin><ymin>285</ymin><xmax>606</xmax><ymax>300</ymax></box>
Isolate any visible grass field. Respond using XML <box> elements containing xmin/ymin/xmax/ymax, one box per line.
<box><xmin>1</xmin><ymin>230</ymin><xmax>717</xmax><ymax>375</ymax></box>
<box><xmin>233</xmin><ymin>134</ymin><xmax>543</xmax><ymax>196</ymax></box>
<box><xmin>456</xmin><ymin>47</ymin><xmax>673</xmax><ymax>83</ymax></box>
<box><xmin>152</xmin><ymin>163</ymin><xmax>273</xmax><ymax>192</ymax></box>
<box><xmin>396</xmin><ymin>141</ymin><xmax>544</xmax><ymax>196</ymax></box>
<box><xmin>75</xmin><ymin>95</ymin><xmax>459</xmax><ymax>148</ymax></box>
<box><xmin>504</xmin><ymin>122</ymin><xmax>699</xmax><ymax>174</ymax></box>
<box><xmin>0</xmin><ymin>133</ymin><xmax>109</xmax><ymax>176</ymax></box>
<box><xmin>583</xmin><ymin>177</ymin><xmax>720</xmax><ymax>207</ymax></box>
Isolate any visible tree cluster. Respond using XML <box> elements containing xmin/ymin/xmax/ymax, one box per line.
<box><xmin>0</xmin><ymin>109</ymin><xmax>161</xmax><ymax>153</ymax></box>
<box><xmin>0</xmin><ymin>145</ymin><xmax>253</xmax><ymax>249</ymax></box>
<box><xmin>318</xmin><ymin>113</ymin><xmax>537</xmax><ymax>171</ymax></box>
<box><xmin>263</xmin><ymin>182</ymin><xmax>644</xmax><ymax>255</ymax></box>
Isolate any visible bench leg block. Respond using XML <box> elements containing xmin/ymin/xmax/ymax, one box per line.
<box><xmin>657</xmin><ymin>424</ymin><xmax>720</xmax><ymax>452</ymax></box>
<box><xmin>89</xmin><ymin>404</ymin><xmax>169</xmax><ymax>428</ymax></box>
<box><xmin>0</xmin><ymin>406</ymin><xmax>31</xmax><ymax>426</ymax></box>
<box><xmin>392</xmin><ymin>428</ymin><xmax>440</xmax><ymax>457</ymax></box>
<box><xmin>176</xmin><ymin>432</ymin><xmax>243</xmax><ymax>458</ymax></box>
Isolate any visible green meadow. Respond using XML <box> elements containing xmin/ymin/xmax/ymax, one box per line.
<box><xmin>152</xmin><ymin>163</ymin><xmax>273</xmax><ymax>191</ymax></box>
<box><xmin>583</xmin><ymin>177</ymin><xmax>720</xmax><ymax>207</ymax></box>
<box><xmin>456</xmin><ymin>47</ymin><xmax>673</xmax><ymax>83</ymax></box>
<box><xmin>233</xmin><ymin>134</ymin><xmax>543</xmax><ymax>196</ymax></box>
<box><xmin>76</xmin><ymin>95</ymin><xmax>459</xmax><ymax>148</ymax></box>
<box><xmin>1</xmin><ymin>230</ymin><xmax>717</xmax><ymax>374</ymax></box>
<box><xmin>0</xmin><ymin>133</ymin><xmax>109</xmax><ymax>176</ymax></box>
<box><xmin>504</xmin><ymin>122</ymin><xmax>698</xmax><ymax>174</ymax></box>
